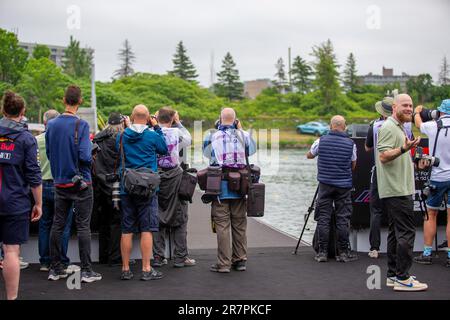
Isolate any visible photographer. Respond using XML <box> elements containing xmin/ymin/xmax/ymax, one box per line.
<box><xmin>202</xmin><ymin>108</ymin><xmax>256</xmax><ymax>273</ymax></box>
<box><xmin>307</xmin><ymin>115</ymin><xmax>357</xmax><ymax>263</ymax></box>
<box><xmin>92</xmin><ymin>112</ymin><xmax>128</xmax><ymax>266</ymax></box>
<box><xmin>46</xmin><ymin>85</ymin><xmax>102</xmax><ymax>283</ymax></box>
<box><xmin>116</xmin><ymin>104</ymin><xmax>168</xmax><ymax>281</ymax></box>
<box><xmin>413</xmin><ymin>99</ymin><xmax>450</xmax><ymax>267</ymax></box>
<box><xmin>152</xmin><ymin>107</ymin><xmax>195</xmax><ymax>268</ymax></box>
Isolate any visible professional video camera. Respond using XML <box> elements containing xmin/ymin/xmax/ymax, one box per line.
<box><xmin>413</xmin><ymin>146</ymin><xmax>440</xmax><ymax>168</ymax></box>
<box><xmin>417</xmin><ymin>108</ymin><xmax>440</xmax><ymax>122</ymax></box>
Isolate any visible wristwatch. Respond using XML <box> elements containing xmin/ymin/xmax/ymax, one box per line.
<box><xmin>400</xmin><ymin>146</ymin><xmax>407</xmax><ymax>154</ymax></box>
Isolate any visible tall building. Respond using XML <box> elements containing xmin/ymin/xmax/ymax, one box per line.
<box><xmin>243</xmin><ymin>79</ymin><xmax>273</xmax><ymax>99</ymax></box>
<box><xmin>19</xmin><ymin>42</ymin><xmax>67</xmax><ymax>67</ymax></box>
<box><xmin>359</xmin><ymin>66</ymin><xmax>413</xmax><ymax>90</ymax></box>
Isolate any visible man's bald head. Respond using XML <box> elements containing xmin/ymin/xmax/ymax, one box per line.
<box><xmin>220</xmin><ymin>107</ymin><xmax>236</xmax><ymax>126</ymax></box>
<box><xmin>43</xmin><ymin>109</ymin><xmax>60</xmax><ymax>125</ymax></box>
<box><xmin>131</xmin><ymin>104</ymin><xmax>150</xmax><ymax>124</ymax></box>
<box><xmin>330</xmin><ymin>115</ymin><xmax>346</xmax><ymax>132</ymax></box>
<box><xmin>393</xmin><ymin>93</ymin><xmax>413</xmax><ymax>123</ymax></box>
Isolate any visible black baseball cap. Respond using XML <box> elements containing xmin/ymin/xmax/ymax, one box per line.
<box><xmin>108</xmin><ymin>112</ymin><xmax>123</xmax><ymax>125</ymax></box>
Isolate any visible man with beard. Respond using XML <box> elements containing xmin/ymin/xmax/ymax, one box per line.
<box><xmin>376</xmin><ymin>93</ymin><xmax>428</xmax><ymax>291</ymax></box>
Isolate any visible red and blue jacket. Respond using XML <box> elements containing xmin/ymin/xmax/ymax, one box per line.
<box><xmin>0</xmin><ymin>118</ymin><xmax>42</xmax><ymax>216</ymax></box>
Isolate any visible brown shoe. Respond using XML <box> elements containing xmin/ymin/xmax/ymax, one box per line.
<box><xmin>210</xmin><ymin>264</ymin><xmax>230</xmax><ymax>273</ymax></box>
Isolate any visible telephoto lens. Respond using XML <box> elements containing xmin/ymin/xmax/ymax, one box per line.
<box><xmin>112</xmin><ymin>181</ymin><xmax>121</xmax><ymax>210</ymax></box>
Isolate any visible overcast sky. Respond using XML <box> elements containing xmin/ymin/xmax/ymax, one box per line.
<box><xmin>1</xmin><ymin>0</ymin><xmax>449</xmax><ymax>86</ymax></box>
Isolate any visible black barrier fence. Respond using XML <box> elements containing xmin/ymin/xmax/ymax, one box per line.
<box><xmin>351</xmin><ymin>137</ymin><xmax>447</xmax><ymax>229</ymax></box>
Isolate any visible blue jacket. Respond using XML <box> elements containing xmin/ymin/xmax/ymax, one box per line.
<box><xmin>45</xmin><ymin>115</ymin><xmax>92</xmax><ymax>185</ymax></box>
<box><xmin>0</xmin><ymin>118</ymin><xmax>42</xmax><ymax>216</ymax></box>
<box><xmin>116</xmin><ymin>125</ymin><xmax>168</xmax><ymax>194</ymax></box>
<box><xmin>317</xmin><ymin>130</ymin><xmax>354</xmax><ymax>189</ymax></box>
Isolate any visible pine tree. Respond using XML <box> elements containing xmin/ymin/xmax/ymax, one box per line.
<box><xmin>215</xmin><ymin>52</ymin><xmax>243</xmax><ymax>100</ymax></box>
<box><xmin>439</xmin><ymin>55</ymin><xmax>450</xmax><ymax>85</ymax></box>
<box><xmin>291</xmin><ymin>55</ymin><xmax>313</xmax><ymax>94</ymax></box>
<box><xmin>343</xmin><ymin>53</ymin><xmax>358</xmax><ymax>93</ymax></box>
<box><xmin>62</xmin><ymin>35</ymin><xmax>92</xmax><ymax>79</ymax></box>
<box><xmin>274</xmin><ymin>57</ymin><xmax>288</xmax><ymax>92</ymax></box>
<box><xmin>113</xmin><ymin>39</ymin><xmax>135</xmax><ymax>79</ymax></box>
<box><xmin>311</xmin><ymin>39</ymin><xmax>341</xmax><ymax>113</ymax></box>
<box><xmin>169</xmin><ymin>41</ymin><xmax>198</xmax><ymax>81</ymax></box>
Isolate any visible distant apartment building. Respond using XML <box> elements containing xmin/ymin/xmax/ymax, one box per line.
<box><xmin>19</xmin><ymin>42</ymin><xmax>67</xmax><ymax>67</ymax></box>
<box><xmin>359</xmin><ymin>67</ymin><xmax>413</xmax><ymax>90</ymax></box>
<box><xmin>244</xmin><ymin>79</ymin><xmax>273</xmax><ymax>99</ymax></box>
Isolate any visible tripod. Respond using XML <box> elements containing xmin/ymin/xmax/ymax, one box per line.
<box><xmin>293</xmin><ymin>185</ymin><xmax>319</xmax><ymax>255</ymax></box>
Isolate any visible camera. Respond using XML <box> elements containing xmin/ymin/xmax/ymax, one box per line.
<box><xmin>105</xmin><ymin>173</ymin><xmax>119</xmax><ymax>183</ymax></box>
<box><xmin>105</xmin><ymin>173</ymin><xmax>121</xmax><ymax>209</ymax></box>
<box><xmin>413</xmin><ymin>146</ymin><xmax>440</xmax><ymax>168</ymax></box>
<box><xmin>72</xmin><ymin>174</ymin><xmax>88</xmax><ymax>190</ymax></box>
<box><xmin>418</xmin><ymin>108</ymin><xmax>439</xmax><ymax>122</ymax></box>
<box><xmin>422</xmin><ymin>180</ymin><xmax>437</xmax><ymax>198</ymax></box>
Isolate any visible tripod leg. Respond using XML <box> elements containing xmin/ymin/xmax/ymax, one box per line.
<box><xmin>293</xmin><ymin>186</ymin><xmax>319</xmax><ymax>255</ymax></box>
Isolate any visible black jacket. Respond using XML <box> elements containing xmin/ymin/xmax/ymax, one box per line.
<box><xmin>92</xmin><ymin>129</ymin><xmax>120</xmax><ymax>195</ymax></box>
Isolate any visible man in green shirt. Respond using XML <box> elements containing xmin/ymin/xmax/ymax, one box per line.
<box><xmin>36</xmin><ymin>110</ymin><xmax>74</xmax><ymax>272</ymax></box>
<box><xmin>376</xmin><ymin>93</ymin><xmax>427</xmax><ymax>292</ymax></box>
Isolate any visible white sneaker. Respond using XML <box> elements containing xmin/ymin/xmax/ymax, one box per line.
<box><xmin>65</xmin><ymin>264</ymin><xmax>81</xmax><ymax>274</ymax></box>
<box><xmin>387</xmin><ymin>275</ymin><xmax>418</xmax><ymax>287</ymax></box>
<box><xmin>19</xmin><ymin>257</ymin><xmax>29</xmax><ymax>270</ymax></box>
<box><xmin>368</xmin><ymin>250</ymin><xmax>379</xmax><ymax>259</ymax></box>
<box><xmin>393</xmin><ymin>276</ymin><xmax>428</xmax><ymax>292</ymax></box>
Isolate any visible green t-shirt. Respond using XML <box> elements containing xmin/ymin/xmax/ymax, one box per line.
<box><xmin>376</xmin><ymin>117</ymin><xmax>415</xmax><ymax>198</ymax></box>
<box><xmin>36</xmin><ymin>132</ymin><xmax>53</xmax><ymax>180</ymax></box>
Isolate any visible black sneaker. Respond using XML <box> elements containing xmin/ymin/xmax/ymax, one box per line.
<box><xmin>438</xmin><ymin>240</ymin><xmax>448</xmax><ymax>249</ymax></box>
<box><xmin>231</xmin><ymin>260</ymin><xmax>246</xmax><ymax>271</ymax></box>
<box><xmin>315</xmin><ymin>252</ymin><xmax>328</xmax><ymax>262</ymax></box>
<box><xmin>81</xmin><ymin>270</ymin><xmax>102</xmax><ymax>283</ymax></box>
<box><xmin>48</xmin><ymin>268</ymin><xmax>69</xmax><ymax>281</ymax></box>
<box><xmin>141</xmin><ymin>268</ymin><xmax>164</xmax><ymax>281</ymax></box>
<box><xmin>151</xmin><ymin>256</ymin><xmax>168</xmax><ymax>267</ymax></box>
<box><xmin>336</xmin><ymin>251</ymin><xmax>358</xmax><ymax>262</ymax></box>
<box><xmin>120</xmin><ymin>269</ymin><xmax>134</xmax><ymax>280</ymax></box>
<box><xmin>413</xmin><ymin>253</ymin><xmax>432</xmax><ymax>265</ymax></box>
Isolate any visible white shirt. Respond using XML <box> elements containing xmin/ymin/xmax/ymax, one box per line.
<box><xmin>310</xmin><ymin>138</ymin><xmax>357</xmax><ymax>161</ymax></box>
<box><xmin>420</xmin><ymin>116</ymin><xmax>450</xmax><ymax>182</ymax></box>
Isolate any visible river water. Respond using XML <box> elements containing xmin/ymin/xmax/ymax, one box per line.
<box><xmin>191</xmin><ymin>148</ymin><xmax>318</xmax><ymax>243</ymax></box>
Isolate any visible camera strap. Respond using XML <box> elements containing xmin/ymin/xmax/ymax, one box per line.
<box><xmin>236</xmin><ymin>130</ymin><xmax>253</xmax><ymax>190</ymax></box>
<box><xmin>74</xmin><ymin>118</ymin><xmax>81</xmax><ymax>176</ymax></box>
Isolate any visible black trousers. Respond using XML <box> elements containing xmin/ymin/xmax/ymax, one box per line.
<box><xmin>383</xmin><ymin>195</ymin><xmax>415</xmax><ymax>280</ymax></box>
<box><xmin>50</xmin><ymin>185</ymin><xmax>93</xmax><ymax>271</ymax></box>
<box><xmin>316</xmin><ymin>182</ymin><xmax>352</xmax><ymax>253</ymax></box>
<box><xmin>369</xmin><ymin>167</ymin><xmax>385</xmax><ymax>251</ymax></box>
<box><xmin>94</xmin><ymin>189</ymin><xmax>122</xmax><ymax>264</ymax></box>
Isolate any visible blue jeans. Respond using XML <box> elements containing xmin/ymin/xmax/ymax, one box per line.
<box><xmin>38</xmin><ymin>181</ymin><xmax>73</xmax><ymax>266</ymax></box>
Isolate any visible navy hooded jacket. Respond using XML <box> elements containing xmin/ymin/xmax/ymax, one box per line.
<box><xmin>0</xmin><ymin>118</ymin><xmax>42</xmax><ymax>216</ymax></box>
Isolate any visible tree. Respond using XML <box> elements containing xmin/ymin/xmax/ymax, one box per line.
<box><xmin>113</xmin><ymin>39</ymin><xmax>135</xmax><ymax>79</ymax></box>
<box><xmin>169</xmin><ymin>41</ymin><xmax>198</xmax><ymax>81</ymax></box>
<box><xmin>0</xmin><ymin>28</ymin><xmax>28</xmax><ymax>85</ymax></box>
<box><xmin>406</xmin><ymin>73</ymin><xmax>433</xmax><ymax>104</ymax></box>
<box><xmin>215</xmin><ymin>52</ymin><xmax>243</xmax><ymax>100</ymax></box>
<box><xmin>291</xmin><ymin>55</ymin><xmax>313</xmax><ymax>94</ymax></box>
<box><xmin>32</xmin><ymin>44</ymin><xmax>51</xmax><ymax>60</ymax></box>
<box><xmin>273</xmin><ymin>57</ymin><xmax>288</xmax><ymax>93</ymax></box>
<box><xmin>62</xmin><ymin>36</ymin><xmax>92</xmax><ymax>79</ymax></box>
<box><xmin>343</xmin><ymin>53</ymin><xmax>358</xmax><ymax>93</ymax></box>
<box><xmin>16</xmin><ymin>58</ymin><xmax>70</xmax><ymax>123</ymax></box>
<box><xmin>439</xmin><ymin>55</ymin><xmax>450</xmax><ymax>86</ymax></box>
<box><xmin>311</xmin><ymin>39</ymin><xmax>341</xmax><ymax>113</ymax></box>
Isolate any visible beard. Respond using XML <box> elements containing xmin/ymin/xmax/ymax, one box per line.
<box><xmin>397</xmin><ymin>110</ymin><xmax>412</xmax><ymax>123</ymax></box>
